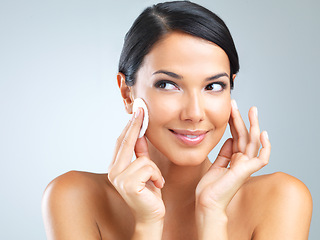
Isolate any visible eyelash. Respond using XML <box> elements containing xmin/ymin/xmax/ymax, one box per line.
<box><xmin>205</xmin><ymin>81</ymin><xmax>227</xmax><ymax>91</ymax></box>
<box><xmin>154</xmin><ymin>80</ymin><xmax>227</xmax><ymax>92</ymax></box>
<box><xmin>154</xmin><ymin>80</ymin><xmax>179</xmax><ymax>90</ymax></box>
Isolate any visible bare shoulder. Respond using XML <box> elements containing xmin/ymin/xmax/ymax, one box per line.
<box><xmin>246</xmin><ymin>171</ymin><xmax>312</xmax><ymax>205</ymax></box>
<box><xmin>42</xmin><ymin>171</ymin><xmax>111</xmax><ymax>208</ymax></box>
<box><xmin>246</xmin><ymin>171</ymin><xmax>311</xmax><ymax>193</ymax></box>
<box><xmin>245</xmin><ymin>172</ymin><xmax>313</xmax><ymax>240</ymax></box>
<box><xmin>43</xmin><ymin>170</ymin><xmax>111</xmax><ymax>199</ymax></box>
<box><xmin>42</xmin><ymin>171</ymin><xmax>114</xmax><ymax>239</ymax></box>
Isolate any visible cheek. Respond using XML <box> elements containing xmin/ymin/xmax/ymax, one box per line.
<box><xmin>144</xmin><ymin>94</ymin><xmax>179</xmax><ymax>131</ymax></box>
<box><xmin>206</xmin><ymin>97</ymin><xmax>231</xmax><ymax>128</ymax></box>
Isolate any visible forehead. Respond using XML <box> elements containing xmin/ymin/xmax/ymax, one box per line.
<box><xmin>138</xmin><ymin>31</ymin><xmax>230</xmax><ymax>78</ymax></box>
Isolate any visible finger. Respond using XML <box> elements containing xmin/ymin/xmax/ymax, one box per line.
<box><xmin>245</xmin><ymin>106</ymin><xmax>261</xmax><ymax>158</ymax></box>
<box><xmin>257</xmin><ymin>131</ymin><xmax>271</xmax><ymax>167</ymax></box>
<box><xmin>134</xmin><ymin>136</ymin><xmax>150</xmax><ymax>158</ymax></box>
<box><xmin>110</xmin><ymin>107</ymin><xmax>144</xmax><ymax>175</ymax></box>
<box><xmin>122</xmin><ymin>156</ymin><xmax>161</xmax><ymax>176</ymax></box>
<box><xmin>247</xmin><ymin>131</ymin><xmax>271</xmax><ymax>173</ymax></box>
<box><xmin>211</xmin><ymin>138</ymin><xmax>233</xmax><ymax>168</ymax></box>
<box><xmin>230</xmin><ymin>99</ymin><xmax>249</xmax><ymax>153</ymax></box>
<box><xmin>109</xmin><ymin>117</ymin><xmax>133</xmax><ymax>171</ymax></box>
<box><xmin>134</xmin><ymin>164</ymin><xmax>164</xmax><ymax>189</ymax></box>
<box><xmin>114</xmin><ymin>157</ymin><xmax>164</xmax><ymax>191</ymax></box>
<box><xmin>228</xmin><ymin>116</ymin><xmax>238</xmax><ymax>152</ymax></box>
<box><xmin>126</xmin><ymin>165</ymin><xmax>164</xmax><ymax>192</ymax></box>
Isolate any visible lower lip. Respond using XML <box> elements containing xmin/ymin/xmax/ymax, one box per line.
<box><xmin>170</xmin><ymin>131</ymin><xmax>207</xmax><ymax>146</ymax></box>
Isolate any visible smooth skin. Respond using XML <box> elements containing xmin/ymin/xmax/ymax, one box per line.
<box><xmin>42</xmin><ymin>32</ymin><xmax>313</xmax><ymax>240</ymax></box>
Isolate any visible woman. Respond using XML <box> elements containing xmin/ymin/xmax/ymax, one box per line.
<box><xmin>42</xmin><ymin>1</ymin><xmax>312</xmax><ymax>239</ymax></box>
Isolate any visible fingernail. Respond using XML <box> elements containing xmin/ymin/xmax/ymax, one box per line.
<box><xmin>231</xmin><ymin>99</ymin><xmax>238</xmax><ymax>110</ymax></box>
<box><xmin>265</xmin><ymin>131</ymin><xmax>269</xmax><ymax>140</ymax></box>
<box><xmin>134</xmin><ymin>107</ymin><xmax>140</xmax><ymax>118</ymax></box>
<box><xmin>255</xmin><ymin>107</ymin><xmax>258</xmax><ymax>118</ymax></box>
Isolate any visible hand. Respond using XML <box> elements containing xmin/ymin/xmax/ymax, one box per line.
<box><xmin>108</xmin><ymin>108</ymin><xmax>165</xmax><ymax>224</ymax></box>
<box><xmin>196</xmin><ymin>100</ymin><xmax>271</xmax><ymax>212</ymax></box>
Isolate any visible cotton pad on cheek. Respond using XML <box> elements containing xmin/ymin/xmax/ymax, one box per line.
<box><xmin>132</xmin><ymin>98</ymin><xmax>149</xmax><ymax>138</ymax></box>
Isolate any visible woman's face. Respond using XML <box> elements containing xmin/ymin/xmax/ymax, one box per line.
<box><xmin>130</xmin><ymin>31</ymin><xmax>232</xmax><ymax>166</ymax></box>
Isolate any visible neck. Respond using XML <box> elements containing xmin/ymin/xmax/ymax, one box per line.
<box><xmin>147</xmin><ymin>140</ymin><xmax>212</xmax><ymax>210</ymax></box>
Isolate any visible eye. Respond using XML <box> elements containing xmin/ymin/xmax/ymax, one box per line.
<box><xmin>154</xmin><ymin>80</ymin><xmax>179</xmax><ymax>90</ymax></box>
<box><xmin>205</xmin><ymin>82</ymin><xmax>226</xmax><ymax>92</ymax></box>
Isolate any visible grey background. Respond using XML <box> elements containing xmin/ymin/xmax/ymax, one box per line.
<box><xmin>0</xmin><ymin>0</ymin><xmax>319</xmax><ymax>239</ymax></box>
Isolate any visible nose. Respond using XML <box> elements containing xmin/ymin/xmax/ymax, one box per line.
<box><xmin>180</xmin><ymin>92</ymin><xmax>205</xmax><ymax>123</ymax></box>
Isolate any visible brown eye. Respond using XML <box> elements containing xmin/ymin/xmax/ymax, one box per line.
<box><xmin>159</xmin><ymin>82</ymin><xmax>167</xmax><ymax>88</ymax></box>
<box><xmin>154</xmin><ymin>80</ymin><xmax>179</xmax><ymax>90</ymax></box>
<box><xmin>205</xmin><ymin>82</ymin><xmax>226</xmax><ymax>92</ymax></box>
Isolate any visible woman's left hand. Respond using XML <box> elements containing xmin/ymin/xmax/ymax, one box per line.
<box><xmin>195</xmin><ymin>100</ymin><xmax>271</xmax><ymax>213</ymax></box>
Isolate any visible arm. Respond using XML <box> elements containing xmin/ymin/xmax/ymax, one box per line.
<box><xmin>42</xmin><ymin>171</ymin><xmax>102</xmax><ymax>240</ymax></box>
<box><xmin>196</xmin><ymin>207</ymin><xmax>228</xmax><ymax>240</ymax></box>
<box><xmin>132</xmin><ymin>221</ymin><xmax>164</xmax><ymax>240</ymax></box>
<box><xmin>252</xmin><ymin>172</ymin><xmax>313</xmax><ymax>240</ymax></box>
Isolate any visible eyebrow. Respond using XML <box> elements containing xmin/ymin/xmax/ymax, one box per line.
<box><xmin>152</xmin><ymin>70</ymin><xmax>229</xmax><ymax>81</ymax></box>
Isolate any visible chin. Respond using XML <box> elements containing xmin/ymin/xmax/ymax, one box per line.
<box><xmin>169</xmin><ymin>149</ymin><xmax>211</xmax><ymax>166</ymax></box>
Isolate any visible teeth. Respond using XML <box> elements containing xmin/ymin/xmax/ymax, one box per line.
<box><xmin>185</xmin><ymin>135</ymin><xmax>198</xmax><ymax>139</ymax></box>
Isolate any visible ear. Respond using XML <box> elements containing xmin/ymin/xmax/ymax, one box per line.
<box><xmin>117</xmin><ymin>72</ymin><xmax>134</xmax><ymax>114</ymax></box>
<box><xmin>232</xmin><ymin>74</ymin><xmax>236</xmax><ymax>82</ymax></box>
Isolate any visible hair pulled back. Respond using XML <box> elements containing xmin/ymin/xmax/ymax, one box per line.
<box><xmin>118</xmin><ymin>0</ymin><xmax>239</xmax><ymax>89</ymax></box>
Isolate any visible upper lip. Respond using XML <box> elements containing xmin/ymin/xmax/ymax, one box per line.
<box><xmin>170</xmin><ymin>129</ymin><xmax>209</xmax><ymax>135</ymax></box>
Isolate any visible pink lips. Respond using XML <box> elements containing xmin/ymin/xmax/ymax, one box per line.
<box><xmin>169</xmin><ymin>129</ymin><xmax>208</xmax><ymax>146</ymax></box>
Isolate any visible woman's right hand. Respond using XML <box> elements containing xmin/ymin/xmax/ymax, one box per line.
<box><xmin>108</xmin><ymin>107</ymin><xmax>165</xmax><ymax>224</ymax></box>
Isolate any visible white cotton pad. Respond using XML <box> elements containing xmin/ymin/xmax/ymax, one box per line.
<box><xmin>132</xmin><ymin>98</ymin><xmax>149</xmax><ymax>138</ymax></box>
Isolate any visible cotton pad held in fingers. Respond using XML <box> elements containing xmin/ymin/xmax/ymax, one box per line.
<box><xmin>132</xmin><ymin>98</ymin><xmax>149</xmax><ymax>138</ymax></box>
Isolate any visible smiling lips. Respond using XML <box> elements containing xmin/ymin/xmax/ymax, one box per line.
<box><xmin>169</xmin><ymin>129</ymin><xmax>208</xmax><ymax>146</ymax></box>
